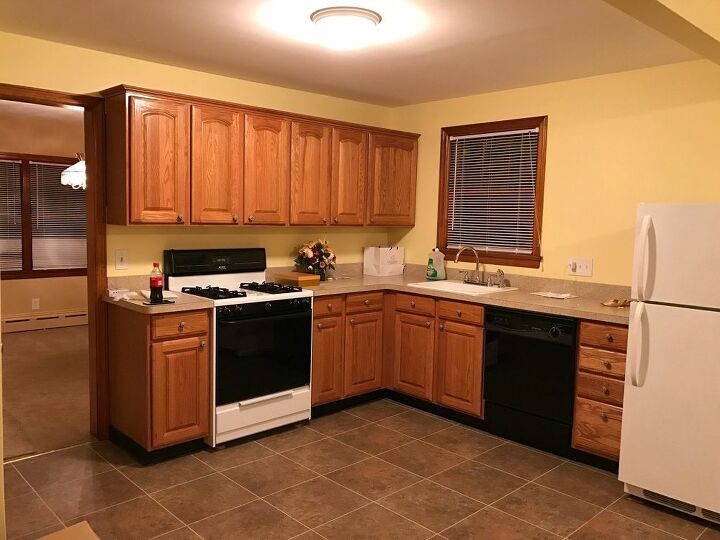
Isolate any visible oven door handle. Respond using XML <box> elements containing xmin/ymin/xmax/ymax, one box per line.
<box><xmin>239</xmin><ymin>390</ymin><xmax>295</xmax><ymax>407</ymax></box>
<box><xmin>218</xmin><ymin>311</ymin><xmax>311</xmax><ymax>324</ymax></box>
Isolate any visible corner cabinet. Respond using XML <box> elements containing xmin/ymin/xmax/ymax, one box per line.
<box><xmin>102</xmin><ymin>85</ymin><xmax>419</xmax><ymax>226</ymax></box>
<box><xmin>367</xmin><ymin>133</ymin><xmax>418</xmax><ymax>226</ymax></box>
<box><xmin>108</xmin><ymin>306</ymin><xmax>211</xmax><ymax>451</ymax></box>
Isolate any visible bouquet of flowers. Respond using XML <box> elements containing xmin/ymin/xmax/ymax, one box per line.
<box><xmin>294</xmin><ymin>240</ymin><xmax>336</xmax><ymax>280</ymax></box>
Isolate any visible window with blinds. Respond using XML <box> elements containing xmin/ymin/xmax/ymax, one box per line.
<box><xmin>438</xmin><ymin>117</ymin><xmax>547</xmax><ymax>268</ymax></box>
<box><xmin>31</xmin><ymin>162</ymin><xmax>87</xmax><ymax>270</ymax></box>
<box><xmin>0</xmin><ymin>160</ymin><xmax>23</xmax><ymax>271</ymax></box>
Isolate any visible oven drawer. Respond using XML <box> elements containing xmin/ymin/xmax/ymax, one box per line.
<box><xmin>578</xmin><ymin>346</ymin><xmax>626</xmax><ymax>379</ymax></box>
<box><xmin>437</xmin><ymin>300</ymin><xmax>484</xmax><ymax>326</ymax></box>
<box><xmin>396</xmin><ymin>293</ymin><xmax>435</xmax><ymax>317</ymax></box>
<box><xmin>346</xmin><ymin>292</ymin><xmax>384</xmax><ymax>314</ymax></box>
<box><xmin>152</xmin><ymin>310</ymin><xmax>209</xmax><ymax>340</ymax></box>
<box><xmin>576</xmin><ymin>372</ymin><xmax>624</xmax><ymax>407</ymax></box>
<box><xmin>315</xmin><ymin>296</ymin><xmax>345</xmax><ymax>318</ymax></box>
<box><xmin>572</xmin><ymin>397</ymin><xmax>622</xmax><ymax>460</ymax></box>
<box><xmin>579</xmin><ymin>321</ymin><xmax>628</xmax><ymax>352</ymax></box>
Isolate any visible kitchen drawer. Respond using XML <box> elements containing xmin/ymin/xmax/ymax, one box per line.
<box><xmin>314</xmin><ymin>296</ymin><xmax>345</xmax><ymax>318</ymax></box>
<box><xmin>578</xmin><ymin>346</ymin><xmax>626</xmax><ymax>379</ymax></box>
<box><xmin>436</xmin><ymin>300</ymin><xmax>484</xmax><ymax>326</ymax></box>
<box><xmin>395</xmin><ymin>293</ymin><xmax>435</xmax><ymax>317</ymax></box>
<box><xmin>346</xmin><ymin>292</ymin><xmax>384</xmax><ymax>314</ymax></box>
<box><xmin>576</xmin><ymin>372</ymin><xmax>624</xmax><ymax>407</ymax></box>
<box><xmin>579</xmin><ymin>321</ymin><xmax>628</xmax><ymax>352</ymax></box>
<box><xmin>152</xmin><ymin>310</ymin><xmax>209</xmax><ymax>340</ymax></box>
<box><xmin>572</xmin><ymin>397</ymin><xmax>622</xmax><ymax>460</ymax></box>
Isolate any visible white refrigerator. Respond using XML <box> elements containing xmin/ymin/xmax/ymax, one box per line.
<box><xmin>619</xmin><ymin>203</ymin><xmax>720</xmax><ymax>523</ymax></box>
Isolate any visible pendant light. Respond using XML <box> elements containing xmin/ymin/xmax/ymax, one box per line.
<box><xmin>61</xmin><ymin>153</ymin><xmax>86</xmax><ymax>190</ymax></box>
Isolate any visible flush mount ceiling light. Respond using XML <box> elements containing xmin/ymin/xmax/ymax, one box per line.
<box><xmin>257</xmin><ymin>1</ymin><xmax>426</xmax><ymax>52</ymax></box>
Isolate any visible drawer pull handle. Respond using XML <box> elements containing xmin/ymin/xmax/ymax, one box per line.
<box><xmin>602</xmin><ymin>360</ymin><xmax>612</xmax><ymax>369</ymax></box>
<box><xmin>601</xmin><ymin>385</ymin><xmax>609</xmax><ymax>395</ymax></box>
<box><xmin>364</xmin><ymin>299</ymin><xmax>370</xmax><ymax>306</ymax></box>
<box><xmin>350</xmin><ymin>318</ymin><xmax>356</xmax><ymax>325</ymax></box>
<box><xmin>425</xmin><ymin>321</ymin><xmax>431</xmax><ymax>328</ymax></box>
<box><xmin>600</xmin><ymin>412</ymin><xmax>608</xmax><ymax>421</ymax></box>
<box><xmin>178</xmin><ymin>321</ymin><xmax>186</xmax><ymax>330</ymax></box>
<box><xmin>200</xmin><ymin>340</ymin><xmax>206</xmax><ymax>349</ymax></box>
<box><xmin>439</xmin><ymin>323</ymin><xmax>445</xmax><ymax>331</ymax></box>
<box><xmin>456</xmin><ymin>310</ymin><xmax>462</xmax><ymax>317</ymax></box>
<box><xmin>410</xmin><ymin>301</ymin><xmax>416</xmax><ymax>308</ymax></box>
<box><xmin>605</xmin><ymin>333</ymin><xmax>613</xmax><ymax>342</ymax></box>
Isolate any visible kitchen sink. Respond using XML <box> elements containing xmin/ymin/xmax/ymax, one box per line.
<box><xmin>408</xmin><ymin>280</ymin><xmax>517</xmax><ymax>296</ymax></box>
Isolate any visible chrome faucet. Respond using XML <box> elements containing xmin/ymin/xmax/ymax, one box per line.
<box><xmin>454</xmin><ymin>246</ymin><xmax>484</xmax><ymax>285</ymax></box>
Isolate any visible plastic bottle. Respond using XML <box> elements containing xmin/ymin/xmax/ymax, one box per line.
<box><xmin>426</xmin><ymin>253</ymin><xmax>437</xmax><ymax>280</ymax></box>
<box><xmin>426</xmin><ymin>248</ymin><xmax>446</xmax><ymax>280</ymax></box>
<box><xmin>150</xmin><ymin>262</ymin><xmax>164</xmax><ymax>303</ymax></box>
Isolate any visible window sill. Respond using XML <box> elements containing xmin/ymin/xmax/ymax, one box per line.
<box><xmin>0</xmin><ymin>268</ymin><xmax>88</xmax><ymax>280</ymax></box>
<box><xmin>440</xmin><ymin>248</ymin><xmax>542</xmax><ymax>269</ymax></box>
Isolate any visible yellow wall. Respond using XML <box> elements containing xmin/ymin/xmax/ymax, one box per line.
<box><xmin>387</xmin><ymin>59</ymin><xmax>720</xmax><ymax>285</ymax></box>
<box><xmin>1</xmin><ymin>277</ymin><xmax>87</xmax><ymax>319</ymax></box>
<box><xmin>0</xmin><ymin>101</ymin><xmax>83</xmax><ymax>157</ymax></box>
<box><xmin>0</xmin><ymin>31</ymin><xmax>394</xmax><ymax>276</ymax></box>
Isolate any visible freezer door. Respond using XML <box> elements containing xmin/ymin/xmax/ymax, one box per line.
<box><xmin>619</xmin><ymin>301</ymin><xmax>720</xmax><ymax>513</ymax></box>
<box><xmin>632</xmin><ymin>203</ymin><xmax>720</xmax><ymax>310</ymax></box>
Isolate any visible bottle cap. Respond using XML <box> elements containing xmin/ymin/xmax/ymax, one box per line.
<box><xmin>153</xmin><ymin>261</ymin><xmax>160</xmax><ymax>267</ymax></box>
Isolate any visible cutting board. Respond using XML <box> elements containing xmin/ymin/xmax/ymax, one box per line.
<box><xmin>273</xmin><ymin>271</ymin><xmax>321</xmax><ymax>286</ymax></box>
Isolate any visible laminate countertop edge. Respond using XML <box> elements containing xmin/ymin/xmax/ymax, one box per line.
<box><xmin>103</xmin><ymin>293</ymin><xmax>214</xmax><ymax>315</ymax></box>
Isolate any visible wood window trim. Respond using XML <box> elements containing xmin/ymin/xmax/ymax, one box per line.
<box><xmin>0</xmin><ymin>152</ymin><xmax>86</xmax><ymax>279</ymax></box>
<box><xmin>436</xmin><ymin>116</ymin><xmax>547</xmax><ymax>269</ymax></box>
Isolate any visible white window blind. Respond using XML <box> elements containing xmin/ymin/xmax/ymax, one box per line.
<box><xmin>0</xmin><ymin>159</ymin><xmax>22</xmax><ymax>271</ymax></box>
<box><xmin>447</xmin><ymin>129</ymin><xmax>539</xmax><ymax>255</ymax></box>
<box><xmin>31</xmin><ymin>162</ymin><xmax>87</xmax><ymax>270</ymax></box>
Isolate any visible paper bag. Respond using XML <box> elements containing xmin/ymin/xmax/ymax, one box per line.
<box><xmin>363</xmin><ymin>246</ymin><xmax>405</xmax><ymax>276</ymax></box>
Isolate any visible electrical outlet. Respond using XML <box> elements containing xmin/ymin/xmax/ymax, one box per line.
<box><xmin>31</xmin><ymin>298</ymin><xmax>40</xmax><ymax>311</ymax></box>
<box><xmin>115</xmin><ymin>250</ymin><xmax>129</xmax><ymax>270</ymax></box>
<box><xmin>567</xmin><ymin>257</ymin><xmax>593</xmax><ymax>277</ymax></box>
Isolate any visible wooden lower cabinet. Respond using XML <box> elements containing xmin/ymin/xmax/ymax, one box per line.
<box><xmin>311</xmin><ymin>315</ymin><xmax>344</xmax><ymax>405</ymax></box>
<box><xmin>108</xmin><ymin>305</ymin><xmax>211</xmax><ymax>451</ymax></box>
<box><xmin>572</xmin><ymin>397</ymin><xmax>623</xmax><ymax>460</ymax></box>
<box><xmin>151</xmin><ymin>336</ymin><xmax>209</xmax><ymax>447</ymax></box>
<box><xmin>393</xmin><ymin>312</ymin><xmax>434</xmax><ymax>400</ymax></box>
<box><xmin>344</xmin><ymin>310</ymin><xmax>383</xmax><ymax>396</ymax></box>
<box><xmin>434</xmin><ymin>319</ymin><xmax>484</xmax><ymax>417</ymax></box>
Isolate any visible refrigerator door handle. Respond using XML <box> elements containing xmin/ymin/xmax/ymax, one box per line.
<box><xmin>630</xmin><ymin>302</ymin><xmax>647</xmax><ymax>387</ymax></box>
<box><xmin>632</xmin><ymin>215</ymin><xmax>652</xmax><ymax>300</ymax></box>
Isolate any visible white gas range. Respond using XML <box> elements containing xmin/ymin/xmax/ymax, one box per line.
<box><xmin>164</xmin><ymin>248</ymin><xmax>313</xmax><ymax>446</ymax></box>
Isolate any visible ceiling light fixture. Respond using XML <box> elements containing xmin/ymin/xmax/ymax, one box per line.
<box><xmin>310</xmin><ymin>6</ymin><xmax>382</xmax><ymax>51</ymax></box>
<box><xmin>61</xmin><ymin>153</ymin><xmax>86</xmax><ymax>190</ymax></box>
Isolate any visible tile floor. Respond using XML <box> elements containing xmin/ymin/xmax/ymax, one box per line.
<box><xmin>4</xmin><ymin>398</ymin><xmax>718</xmax><ymax>539</ymax></box>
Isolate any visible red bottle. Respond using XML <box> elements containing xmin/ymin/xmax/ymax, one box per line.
<box><xmin>150</xmin><ymin>262</ymin><xmax>164</xmax><ymax>303</ymax></box>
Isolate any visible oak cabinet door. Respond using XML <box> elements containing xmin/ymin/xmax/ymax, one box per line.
<box><xmin>312</xmin><ymin>316</ymin><xmax>344</xmax><ymax>405</ymax></box>
<box><xmin>331</xmin><ymin>127</ymin><xmax>367</xmax><ymax>226</ymax></box>
<box><xmin>394</xmin><ymin>312</ymin><xmax>435</xmax><ymax>400</ymax></box>
<box><xmin>435</xmin><ymin>319</ymin><xmax>483</xmax><ymax>416</ymax></box>
<box><xmin>244</xmin><ymin>113</ymin><xmax>290</xmax><ymax>224</ymax></box>
<box><xmin>290</xmin><ymin>121</ymin><xmax>332</xmax><ymax>225</ymax></box>
<box><xmin>129</xmin><ymin>96</ymin><xmax>190</xmax><ymax>224</ymax></box>
<box><xmin>367</xmin><ymin>133</ymin><xmax>417</xmax><ymax>226</ymax></box>
<box><xmin>344</xmin><ymin>311</ymin><xmax>383</xmax><ymax>396</ymax></box>
<box><xmin>151</xmin><ymin>335</ymin><xmax>210</xmax><ymax>447</ymax></box>
<box><xmin>191</xmin><ymin>105</ymin><xmax>243</xmax><ymax>224</ymax></box>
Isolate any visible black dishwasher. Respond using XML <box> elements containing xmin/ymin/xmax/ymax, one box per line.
<box><xmin>483</xmin><ymin>307</ymin><xmax>577</xmax><ymax>456</ymax></box>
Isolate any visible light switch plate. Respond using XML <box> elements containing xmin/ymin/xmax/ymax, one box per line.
<box><xmin>567</xmin><ymin>257</ymin><xmax>593</xmax><ymax>277</ymax></box>
<box><xmin>115</xmin><ymin>250</ymin><xmax>129</xmax><ymax>270</ymax></box>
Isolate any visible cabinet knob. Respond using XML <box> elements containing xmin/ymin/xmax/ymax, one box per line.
<box><xmin>200</xmin><ymin>340</ymin><xmax>206</xmax><ymax>349</ymax></box>
<box><xmin>317</xmin><ymin>323</ymin><xmax>323</xmax><ymax>329</ymax></box>
<box><xmin>179</xmin><ymin>321</ymin><xmax>186</xmax><ymax>330</ymax></box>
<box><xmin>602</xmin><ymin>360</ymin><xmax>612</xmax><ymax>369</ymax></box>
<box><xmin>425</xmin><ymin>321</ymin><xmax>431</xmax><ymax>328</ymax></box>
<box><xmin>326</xmin><ymin>303</ymin><xmax>333</xmax><ymax>311</ymax></box>
<box><xmin>456</xmin><ymin>309</ymin><xmax>462</xmax><ymax>317</ymax></box>
<box><xmin>176</xmin><ymin>214</ymin><xmax>184</xmax><ymax>223</ymax></box>
<box><xmin>369</xmin><ymin>217</ymin><xmax>375</xmax><ymax>224</ymax></box>
<box><xmin>333</xmin><ymin>217</ymin><xmax>339</xmax><ymax>224</ymax></box>
<box><xmin>605</xmin><ymin>333</ymin><xmax>613</xmax><ymax>342</ymax></box>
<box><xmin>601</xmin><ymin>385</ymin><xmax>609</xmax><ymax>395</ymax></box>
<box><xmin>410</xmin><ymin>301</ymin><xmax>416</xmax><ymax>308</ymax></box>
<box><xmin>600</xmin><ymin>412</ymin><xmax>608</xmax><ymax>421</ymax></box>
<box><xmin>350</xmin><ymin>318</ymin><xmax>356</xmax><ymax>325</ymax></box>
<box><xmin>364</xmin><ymin>299</ymin><xmax>370</xmax><ymax>306</ymax></box>
<box><xmin>248</xmin><ymin>215</ymin><xmax>255</xmax><ymax>222</ymax></box>
<box><xmin>439</xmin><ymin>323</ymin><xmax>445</xmax><ymax>331</ymax></box>
<box><xmin>232</xmin><ymin>215</ymin><xmax>239</xmax><ymax>223</ymax></box>
<box><xmin>322</xmin><ymin>217</ymin><xmax>328</xmax><ymax>224</ymax></box>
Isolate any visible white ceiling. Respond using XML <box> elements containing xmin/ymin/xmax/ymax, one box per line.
<box><xmin>0</xmin><ymin>0</ymin><xmax>697</xmax><ymax>106</ymax></box>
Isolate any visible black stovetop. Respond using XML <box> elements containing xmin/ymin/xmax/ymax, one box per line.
<box><xmin>239</xmin><ymin>282</ymin><xmax>302</xmax><ymax>295</ymax></box>
<box><xmin>181</xmin><ymin>286</ymin><xmax>247</xmax><ymax>300</ymax></box>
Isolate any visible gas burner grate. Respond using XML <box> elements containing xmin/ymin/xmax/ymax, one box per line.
<box><xmin>181</xmin><ymin>286</ymin><xmax>247</xmax><ymax>300</ymax></box>
<box><xmin>239</xmin><ymin>281</ymin><xmax>302</xmax><ymax>294</ymax></box>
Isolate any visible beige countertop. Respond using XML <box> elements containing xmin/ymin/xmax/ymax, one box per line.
<box><xmin>103</xmin><ymin>292</ymin><xmax>214</xmax><ymax>315</ymax></box>
<box><xmin>306</xmin><ymin>274</ymin><xmax>630</xmax><ymax>325</ymax></box>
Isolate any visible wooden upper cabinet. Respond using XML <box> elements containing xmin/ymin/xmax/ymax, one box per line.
<box><xmin>331</xmin><ymin>127</ymin><xmax>367</xmax><ymax>226</ymax></box>
<box><xmin>190</xmin><ymin>105</ymin><xmax>243</xmax><ymax>224</ymax></box>
<box><xmin>129</xmin><ymin>96</ymin><xmax>190</xmax><ymax>224</ymax></box>
<box><xmin>150</xmin><ymin>335</ymin><xmax>210</xmax><ymax>448</ymax></box>
<box><xmin>393</xmin><ymin>312</ymin><xmax>434</xmax><ymax>400</ymax></box>
<box><xmin>434</xmin><ymin>319</ymin><xmax>484</xmax><ymax>417</ymax></box>
<box><xmin>344</xmin><ymin>311</ymin><xmax>383</xmax><ymax>397</ymax></box>
<box><xmin>367</xmin><ymin>133</ymin><xmax>418</xmax><ymax>226</ymax></box>
<box><xmin>290</xmin><ymin>121</ymin><xmax>331</xmax><ymax>225</ymax></box>
<box><xmin>244</xmin><ymin>113</ymin><xmax>290</xmax><ymax>225</ymax></box>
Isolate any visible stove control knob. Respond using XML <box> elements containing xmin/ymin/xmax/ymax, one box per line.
<box><xmin>549</xmin><ymin>326</ymin><xmax>561</xmax><ymax>339</ymax></box>
<box><xmin>234</xmin><ymin>305</ymin><xmax>243</xmax><ymax>312</ymax></box>
<box><xmin>265</xmin><ymin>302</ymin><xmax>272</xmax><ymax>312</ymax></box>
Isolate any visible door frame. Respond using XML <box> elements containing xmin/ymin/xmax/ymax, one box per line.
<box><xmin>0</xmin><ymin>83</ymin><xmax>109</xmax><ymax>438</ymax></box>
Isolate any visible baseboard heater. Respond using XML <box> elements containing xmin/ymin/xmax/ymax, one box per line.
<box><xmin>1</xmin><ymin>311</ymin><xmax>88</xmax><ymax>333</ymax></box>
